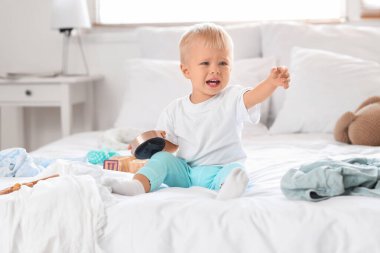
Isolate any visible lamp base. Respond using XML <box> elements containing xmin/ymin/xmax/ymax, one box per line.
<box><xmin>59</xmin><ymin>28</ymin><xmax>89</xmax><ymax>76</ymax></box>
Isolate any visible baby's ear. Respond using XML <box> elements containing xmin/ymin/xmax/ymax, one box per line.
<box><xmin>355</xmin><ymin>96</ymin><xmax>380</xmax><ymax>112</ymax></box>
<box><xmin>180</xmin><ymin>64</ymin><xmax>191</xmax><ymax>79</ymax></box>
<box><xmin>334</xmin><ymin>112</ymin><xmax>356</xmax><ymax>144</ymax></box>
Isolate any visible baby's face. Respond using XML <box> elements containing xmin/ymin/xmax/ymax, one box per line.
<box><xmin>181</xmin><ymin>39</ymin><xmax>232</xmax><ymax>104</ymax></box>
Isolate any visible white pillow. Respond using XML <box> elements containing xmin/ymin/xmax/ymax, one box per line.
<box><xmin>270</xmin><ymin>47</ymin><xmax>380</xmax><ymax>134</ymax></box>
<box><xmin>225</xmin><ymin>23</ymin><xmax>262</xmax><ymax>60</ymax></box>
<box><xmin>136</xmin><ymin>23</ymin><xmax>262</xmax><ymax>60</ymax></box>
<box><xmin>114</xmin><ymin>57</ymin><xmax>275</xmax><ymax>131</ymax></box>
<box><xmin>261</xmin><ymin>22</ymin><xmax>380</xmax><ymax>125</ymax></box>
<box><xmin>114</xmin><ymin>59</ymin><xmax>190</xmax><ymax>131</ymax></box>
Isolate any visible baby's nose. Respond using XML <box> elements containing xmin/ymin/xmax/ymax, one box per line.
<box><xmin>210</xmin><ymin>67</ymin><xmax>220</xmax><ymax>74</ymax></box>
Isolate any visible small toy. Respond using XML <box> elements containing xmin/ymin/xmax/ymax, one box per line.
<box><xmin>130</xmin><ymin>130</ymin><xmax>166</xmax><ymax>159</ymax></box>
<box><xmin>0</xmin><ymin>174</ymin><xmax>59</xmax><ymax>195</ymax></box>
<box><xmin>103</xmin><ymin>156</ymin><xmax>147</xmax><ymax>173</ymax></box>
<box><xmin>334</xmin><ymin>96</ymin><xmax>380</xmax><ymax>146</ymax></box>
<box><xmin>87</xmin><ymin>149</ymin><xmax>119</xmax><ymax>165</ymax></box>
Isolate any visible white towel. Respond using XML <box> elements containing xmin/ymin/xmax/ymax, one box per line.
<box><xmin>0</xmin><ymin>160</ymin><xmax>111</xmax><ymax>253</ymax></box>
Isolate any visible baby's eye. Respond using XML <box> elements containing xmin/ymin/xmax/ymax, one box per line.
<box><xmin>200</xmin><ymin>62</ymin><xmax>209</xmax><ymax>65</ymax></box>
<box><xmin>219</xmin><ymin>61</ymin><xmax>229</xmax><ymax>66</ymax></box>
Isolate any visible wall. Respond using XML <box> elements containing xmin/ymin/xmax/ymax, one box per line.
<box><xmin>0</xmin><ymin>0</ymin><xmax>379</xmax><ymax>151</ymax></box>
<box><xmin>0</xmin><ymin>0</ymin><xmax>140</xmax><ymax>151</ymax></box>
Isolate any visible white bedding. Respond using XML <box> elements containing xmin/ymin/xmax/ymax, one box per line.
<box><xmin>2</xmin><ymin>132</ymin><xmax>380</xmax><ymax>253</ymax></box>
<box><xmin>0</xmin><ymin>163</ymin><xmax>108</xmax><ymax>253</ymax></box>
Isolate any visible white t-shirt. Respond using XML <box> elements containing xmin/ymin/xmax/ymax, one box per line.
<box><xmin>156</xmin><ymin>85</ymin><xmax>260</xmax><ymax>167</ymax></box>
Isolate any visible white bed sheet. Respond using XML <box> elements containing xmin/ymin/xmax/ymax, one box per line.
<box><xmin>4</xmin><ymin>132</ymin><xmax>380</xmax><ymax>253</ymax></box>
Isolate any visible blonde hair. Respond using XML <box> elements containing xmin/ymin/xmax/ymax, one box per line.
<box><xmin>179</xmin><ymin>23</ymin><xmax>233</xmax><ymax>63</ymax></box>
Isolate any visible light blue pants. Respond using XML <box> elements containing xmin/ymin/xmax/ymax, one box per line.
<box><xmin>137</xmin><ymin>151</ymin><xmax>243</xmax><ymax>192</ymax></box>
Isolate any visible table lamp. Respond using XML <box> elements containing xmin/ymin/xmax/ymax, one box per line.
<box><xmin>51</xmin><ymin>0</ymin><xmax>91</xmax><ymax>76</ymax></box>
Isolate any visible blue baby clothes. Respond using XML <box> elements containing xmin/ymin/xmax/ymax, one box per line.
<box><xmin>0</xmin><ymin>148</ymin><xmax>53</xmax><ymax>177</ymax></box>
<box><xmin>281</xmin><ymin>158</ymin><xmax>380</xmax><ymax>201</ymax></box>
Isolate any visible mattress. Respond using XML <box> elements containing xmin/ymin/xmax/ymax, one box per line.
<box><xmin>2</xmin><ymin>131</ymin><xmax>380</xmax><ymax>253</ymax></box>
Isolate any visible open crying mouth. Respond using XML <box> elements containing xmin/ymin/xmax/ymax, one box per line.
<box><xmin>206</xmin><ymin>80</ymin><xmax>220</xmax><ymax>87</ymax></box>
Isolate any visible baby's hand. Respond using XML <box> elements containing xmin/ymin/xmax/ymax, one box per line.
<box><xmin>157</xmin><ymin>130</ymin><xmax>166</xmax><ymax>138</ymax></box>
<box><xmin>268</xmin><ymin>66</ymin><xmax>290</xmax><ymax>89</ymax></box>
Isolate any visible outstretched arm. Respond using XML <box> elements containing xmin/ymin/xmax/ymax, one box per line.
<box><xmin>243</xmin><ymin>67</ymin><xmax>290</xmax><ymax>109</ymax></box>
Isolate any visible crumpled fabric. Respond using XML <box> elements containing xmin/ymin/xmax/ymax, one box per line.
<box><xmin>281</xmin><ymin>157</ymin><xmax>380</xmax><ymax>201</ymax></box>
<box><xmin>0</xmin><ymin>148</ymin><xmax>53</xmax><ymax>177</ymax></box>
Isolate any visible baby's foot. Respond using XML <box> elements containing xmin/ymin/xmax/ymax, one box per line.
<box><xmin>216</xmin><ymin>168</ymin><xmax>249</xmax><ymax>200</ymax></box>
<box><xmin>101</xmin><ymin>177</ymin><xmax>145</xmax><ymax>196</ymax></box>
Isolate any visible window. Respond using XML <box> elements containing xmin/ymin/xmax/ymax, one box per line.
<box><xmin>96</xmin><ymin>0</ymin><xmax>346</xmax><ymax>25</ymax></box>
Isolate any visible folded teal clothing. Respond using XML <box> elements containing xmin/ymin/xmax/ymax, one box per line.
<box><xmin>281</xmin><ymin>158</ymin><xmax>380</xmax><ymax>201</ymax></box>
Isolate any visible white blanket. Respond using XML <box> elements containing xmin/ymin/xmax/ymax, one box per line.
<box><xmin>25</xmin><ymin>132</ymin><xmax>380</xmax><ymax>252</ymax></box>
<box><xmin>0</xmin><ymin>160</ymin><xmax>113</xmax><ymax>253</ymax></box>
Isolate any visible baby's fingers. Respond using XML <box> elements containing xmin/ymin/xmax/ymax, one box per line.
<box><xmin>271</xmin><ymin>66</ymin><xmax>289</xmax><ymax>78</ymax></box>
<box><xmin>271</xmin><ymin>67</ymin><xmax>280</xmax><ymax>78</ymax></box>
<box><xmin>280</xmin><ymin>72</ymin><xmax>289</xmax><ymax>79</ymax></box>
<box><xmin>282</xmin><ymin>77</ymin><xmax>291</xmax><ymax>89</ymax></box>
<box><xmin>159</xmin><ymin>131</ymin><xmax>166</xmax><ymax>138</ymax></box>
<box><xmin>278</xmin><ymin>66</ymin><xmax>288</xmax><ymax>76</ymax></box>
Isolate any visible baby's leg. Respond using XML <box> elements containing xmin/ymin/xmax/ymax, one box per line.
<box><xmin>216</xmin><ymin>168</ymin><xmax>249</xmax><ymax>200</ymax></box>
<box><xmin>102</xmin><ymin>151</ymin><xmax>190</xmax><ymax>196</ymax></box>
<box><xmin>102</xmin><ymin>175</ymin><xmax>146</xmax><ymax>196</ymax></box>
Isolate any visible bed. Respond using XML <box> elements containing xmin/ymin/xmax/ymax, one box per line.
<box><xmin>1</xmin><ymin>22</ymin><xmax>380</xmax><ymax>252</ymax></box>
<box><xmin>2</xmin><ymin>131</ymin><xmax>380</xmax><ymax>252</ymax></box>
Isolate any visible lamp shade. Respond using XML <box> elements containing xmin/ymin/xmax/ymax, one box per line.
<box><xmin>51</xmin><ymin>0</ymin><xmax>91</xmax><ymax>29</ymax></box>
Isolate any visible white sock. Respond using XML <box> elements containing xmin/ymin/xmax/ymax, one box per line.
<box><xmin>102</xmin><ymin>177</ymin><xmax>146</xmax><ymax>196</ymax></box>
<box><xmin>216</xmin><ymin>168</ymin><xmax>249</xmax><ymax>200</ymax></box>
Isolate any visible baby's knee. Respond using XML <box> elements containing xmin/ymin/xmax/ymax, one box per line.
<box><xmin>150</xmin><ymin>151</ymin><xmax>176</xmax><ymax>162</ymax></box>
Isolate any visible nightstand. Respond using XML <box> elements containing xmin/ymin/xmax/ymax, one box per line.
<box><xmin>0</xmin><ymin>75</ymin><xmax>103</xmax><ymax>149</ymax></box>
